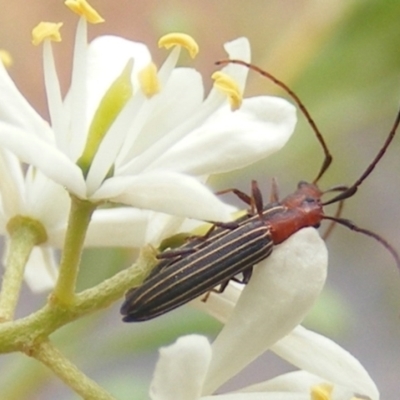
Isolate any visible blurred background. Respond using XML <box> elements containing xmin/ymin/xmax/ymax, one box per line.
<box><xmin>1</xmin><ymin>0</ymin><xmax>400</xmax><ymax>399</ymax></box>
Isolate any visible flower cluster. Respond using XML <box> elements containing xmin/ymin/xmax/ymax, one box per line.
<box><xmin>0</xmin><ymin>8</ymin><xmax>295</xmax><ymax>291</ymax></box>
<box><xmin>0</xmin><ymin>1</ymin><xmax>380</xmax><ymax>399</ymax></box>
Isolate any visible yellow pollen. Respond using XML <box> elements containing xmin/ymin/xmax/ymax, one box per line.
<box><xmin>138</xmin><ymin>62</ymin><xmax>160</xmax><ymax>97</ymax></box>
<box><xmin>32</xmin><ymin>22</ymin><xmax>63</xmax><ymax>46</ymax></box>
<box><xmin>64</xmin><ymin>0</ymin><xmax>104</xmax><ymax>24</ymax></box>
<box><xmin>310</xmin><ymin>383</ymin><xmax>333</xmax><ymax>400</ymax></box>
<box><xmin>158</xmin><ymin>33</ymin><xmax>199</xmax><ymax>58</ymax></box>
<box><xmin>212</xmin><ymin>71</ymin><xmax>242</xmax><ymax>111</ymax></box>
<box><xmin>0</xmin><ymin>50</ymin><xmax>13</xmax><ymax>68</ymax></box>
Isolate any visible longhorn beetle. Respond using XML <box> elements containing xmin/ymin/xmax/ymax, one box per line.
<box><xmin>120</xmin><ymin>60</ymin><xmax>400</xmax><ymax>322</ymax></box>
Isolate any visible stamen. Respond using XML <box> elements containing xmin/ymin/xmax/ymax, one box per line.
<box><xmin>212</xmin><ymin>71</ymin><xmax>242</xmax><ymax>111</ymax></box>
<box><xmin>310</xmin><ymin>383</ymin><xmax>333</xmax><ymax>400</ymax></box>
<box><xmin>31</xmin><ymin>22</ymin><xmax>63</xmax><ymax>46</ymax></box>
<box><xmin>0</xmin><ymin>50</ymin><xmax>13</xmax><ymax>67</ymax></box>
<box><xmin>158</xmin><ymin>33</ymin><xmax>199</xmax><ymax>58</ymax></box>
<box><xmin>64</xmin><ymin>0</ymin><xmax>104</xmax><ymax>24</ymax></box>
<box><xmin>138</xmin><ymin>62</ymin><xmax>160</xmax><ymax>97</ymax></box>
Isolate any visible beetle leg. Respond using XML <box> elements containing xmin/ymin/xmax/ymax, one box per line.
<box><xmin>269</xmin><ymin>177</ymin><xmax>280</xmax><ymax>202</ymax></box>
<box><xmin>201</xmin><ymin>279</ymin><xmax>231</xmax><ymax>303</ymax></box>
<box><xmin>251</xmin><ymin>180</ymin><xmax>264</xmax><ymax>217</ymax></box>
<box><xmin>156</xmin><ymin>247</ymin><xmax>196</xmax><ymax>259</ymax></box>
<box><xmin>241</xmin><ymin>266</ymin><xmax>254</xmax><ymax>284</ymax></box>
<box><xmin>216</xmin><ymin>187</ymin><xmax>253</xmax><ymax>206</ymax></box>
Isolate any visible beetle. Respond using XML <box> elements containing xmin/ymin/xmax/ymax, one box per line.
<box><xmin>120</xmin><ymin>60</ymin><xmax>400</xmax><ymax>322</ymax></box>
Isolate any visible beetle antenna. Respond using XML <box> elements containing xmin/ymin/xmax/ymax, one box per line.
<box><xmin>323</xmin><ymin>216</ymin><xmax>400</xmax><ymax>272</ymax></box>
<box><xmin>215</xmin><ymin>59</ymin><xmax>332</xmax><ymax>184</ymax></box>
<box><xmin>324</xmin><ymin>109</ymin><xmax>400</xmax><ymax>206</ymax></box>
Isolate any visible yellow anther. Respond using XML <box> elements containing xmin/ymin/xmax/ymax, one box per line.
<box><xmin>212</xmin><ymin>71</ymin><xmax>242</xmax><ymax>111</ymax></box>
<box><xmin>138</xmin><ymin>62</ymin><xmax>160</xmax><ymax>98</ymax></box>
<box><xmin>31</xmin><ymin>22</ymin><xmax>63</xmax><ymax>46</ymax></box>
<box><xmin>158</xmin><ymin>33</ymin><xmax>199</xmax><ymax>59</ymax></box>
<box><xmin>310</xmin><ymin>383</ymin><xmax>333</xmax><ymax>400</ymax></box>
<box><xmin>65</xmin><ymin>0</ymin><xmax>104</xmax><ymax>24</ymax></box>
<box><xmin>0</xmin><ymin>50</ymin><xmax>13</xmax><ymax>68</ymax></box>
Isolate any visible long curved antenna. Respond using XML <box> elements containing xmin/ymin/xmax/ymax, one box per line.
<box><xmin>323</xmin><ymin>216</ymin><xmax>400</xmax><ymax>272</ymax></box>
<box><xmin>322</xmin><ymin>200</ymin><xmax>345</xmax><ymax>240</ymax></box>
<box><xmin>321</xmin><ymin>185</ymin><xmax>348</xmax><ymax>239</ymax></box>
<box><xmin>324</xmin><ymin>109</ymin><xmax>400</xmax><ymax>206</ymax></box>
<box><xmin>215</xmin><ymin>59</ymin><xmax>332</xmax><ymax>183</ymax></box>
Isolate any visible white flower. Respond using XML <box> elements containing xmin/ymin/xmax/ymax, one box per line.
<box><xmin>149</xmin><ymin>228</ymin><xmax>379</xmax><ymax>400</ymax></box>
<box><xmin>0</xmin><ymin>10</ymin><xmax>296</xmax><ymax>289</ymax></box>
<box><xmin>0</xmin><ymin>21</ymin><xmax>296</xmax><ymax>224</ymax></box>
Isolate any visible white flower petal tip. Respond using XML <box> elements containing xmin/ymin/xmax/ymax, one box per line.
<box><xmin>152</xmin><ymin>96</ymin><xmax>296</xmax><ymax>177</ymax></box>
<box><xmin>222</xmin><ymin>37</ymin><xmax>251</xmax><ymax>89</ymax></box>
<box><xmin>272</xmin><ymin>326</ymin><xmax>379</xmax><ymax>400</ymax></box>
<box><xmin>224</xmin><ymin>37</ymin><xmax>250</xmax><ymax>59</ymax></box>
<box><xmin>202</xmin><ymin>228</ymin><xmax>328</xmax><ymax>394</ymax></box>
<box><xmin>150</xmin><ymin>335</ymin><xmax>212</xmax><ymax>400</ymax></box>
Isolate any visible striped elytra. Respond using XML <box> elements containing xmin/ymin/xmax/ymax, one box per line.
<box><xmin>121</xmin><ymin>217</ymin><xmax>273</xmax><ymax>322</ymax></box>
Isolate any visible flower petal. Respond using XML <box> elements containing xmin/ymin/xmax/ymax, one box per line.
<box><xmin>85</xmin><ymin>35</ymin><xmax>152</xmax><ymax>127</ymax></box>
<box><xmin>150</xmin><ymin>335</ymin><xmax>212</xmax><ymax>400</ymax></box>
<box><xmin>150</xmin><ymin>96</ymin><xmax>296</xmax><ymax>176</ymax></box>
<box><xmin>191</xmin><ymin>280</ymin><xmax>243</xmax><ymax>323</ymax></box>
<box><xmin>91</xmin><ymin>171</ymin><xmax>232</xmax><ymax>222</ymax></box>
<box><xmin>238</xmin><ymin>371</ymin><xmax>359</xmax><ymax>400</ymax></box>
<box><xmin>0</xmin><ymin>63</ymin><xmax>52</xmax><ymax>141</ymax></box>
<box><xmin>240</xmin><ymin>370</ymin><xmax>332</xmax><ymax>393</ymax></box>
<box><xmin>24</xmin><ymin>168</ymin><xmax>70</xmax><ymax>231</ymax></box>
<box><xmin>94</xmin><ymin>67</ymin><xmax>204</xmax><ymax>187</ymax></box>
<box><xmin>23</xmin><ymin>246</ymin><xmax>58</xmax><ymax>292</ymax></box>
<box><xmin>144</xmin><ymin>212</ymin><xmax>186</xmax><ymax>246</ymax></box>
<box><xmin>0</xmin><ymin>149</ymin><xmax>25</xmax><ymax>218</ymax></box>
<box><xmin>83</xmin><ymin>207</ymin><xmax>150</xmax><ymax>247</ymax></box>
<box><xmin>201</xmin><ymin>394</ymin><xmax>309</xmax><ymax>400</ymax></box>
<box><xmin>120</xmin><ymin>67</ymin><xmax>204</xmax><ymax>166</ymax></box>
<box><xmin>271</xmin><ymin>325</ymin><xmax>379</xmax><ymax>400</ymax></box>
<box><xmin>0</xmin><ymin>122</ymin><xmax>86</xmax><ymax>197</ymax></box>
<box><xmin>202</xmin><ymin>228</ymin><xmax>328</xmax><ymax>394</ymax></box>
<box><xmin>220</xmin><ymin>37</ymin><xmax>251</xmax><ymax>90</ymax></box>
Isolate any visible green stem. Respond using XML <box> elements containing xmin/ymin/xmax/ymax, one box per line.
<box><xmin>30</xmin><ymin>340</ymin><xmax>115</xmax><ymax>400</ymax></box>
<box><xmin>0</xmin><ymin>218</ymin><xmax>47</xmax><ymax>322</ymax></box>
<box><xmin>0</xmin><ymin>246</ymin><xmax>156</xmax><ymax>353</ymax></box>
<box><xmin>52</xmin><ymin>196</ymin><xmax>97</xmax><ymax>305</ymax></box>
